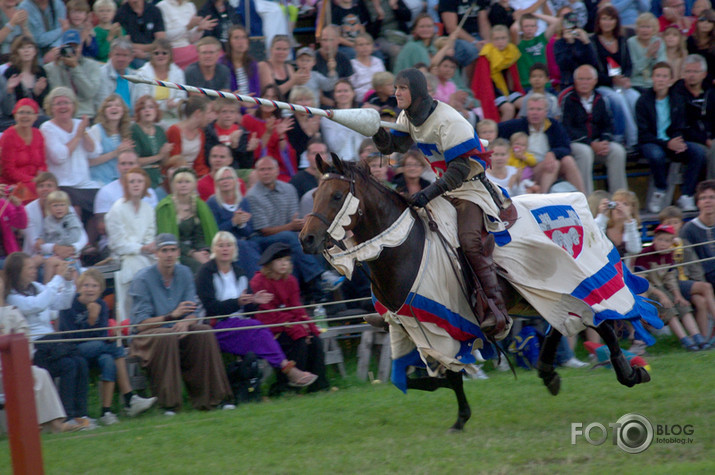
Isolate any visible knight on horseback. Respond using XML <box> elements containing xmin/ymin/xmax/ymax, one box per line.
<box><xmin>372</xmin><ymin>68</ymin><xmax>514</xmax><ymax>339</ymax></box>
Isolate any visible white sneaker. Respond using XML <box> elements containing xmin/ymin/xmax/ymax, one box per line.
<box><xmin>677</xmin><ymin>194</ymin><xmax>697</xmax><ymax>211</ymax></box>
<box><xmin>494</xmin><ymin>356</ymin><xmax>510</xmax><ymax>372</ymax></box>
<box><xmin>164</xmin><ymin>410</ymin><xmax>176</xmax><ymax>417</ymax></box>
<box><xmin>221</xmin><ymin>403</ymin><xmax>236</xmax><ymax>410</ymax></box>
<box><xmin>99</xmin><ymin>412</ymin><xmax>120</xmax><ymax>426</ymax></box>
<box><xmin>648</xmin><ymin>190</ymin><xmax>666</xmax><ymax>214</ymax></box>
<box><xmin>470</xmin><ymin>365</ymin><xmax>489</xmax><ymax>380</ymax></box>
<box><xmin>563</xmin><ymin>357</ymin><xmax>589</xmax><ymax>368</ymax></box>
<box><xmin>125</xmin><ymin>394</ymin><xmax>157</xmax><ymax>417</ymax></box>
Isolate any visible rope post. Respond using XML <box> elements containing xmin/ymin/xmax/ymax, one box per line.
<box><xmin>0</xmin><ymin>334</ymin><xmax>44</xmax><ymax>475</ymax></box>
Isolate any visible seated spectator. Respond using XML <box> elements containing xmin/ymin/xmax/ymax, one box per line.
<box><xmin>133</xmin><ymin>39</ymin><xmax>187</xmax><ymax>127</ymax></box>
<box><xmin>198</xmin><ymin>144</ymin><xmax>248</xmax><ymax>201</ymax></box>
<box><xmin>92</xmin><ymin>0</ymin><xmax>123</xmax><ymax>63</ymax></box>
<box><xmin>680</xmin><ymin>180</ymin><xmax>715</xmax><ymax>289</ymax></box>
<box><xmin>392</xmin><ymin>149</ymin><xmax>431</xmax><ymax>197</ymax></box>
<box><xmin>43</xmin><ymin>31</ymin><xmax>101</xmax><ymax>119</ymax></box>
<box><xmin>591</xmin><ymin>5</ymin><xmax>640</xmax><ymax>148</ymax></box>
<box><xmin>290</xmin><ymin>137</ymin><xmax>327</xmax><ymax>199</ymax></box>
<box><xmin>0</xmin><ymin>98</ymin><xmax>46</xmax><ymax>201</ymax></box>
<box><xmin>479</xmin><ymin>25</ymin><xmax>524</xmax><ymax>120</ymax></box>
<box><xmin>167</xmin><ymin>95</ymin><xmax>211</xmax><ymax>177</ymax></box>
<box><xmin>314</xmin><ymin>25</ymin><xmax>354</xmax><ymax>107</ymax></box>
<box><xmin>0</xmin><ymin>276</ymin><xmax>77</xmax><ymax>433</ymax></box>
<box><xmin>635</xmin><ymin>224</ymin><xmax>708</xmax><ymax>350</ymax></box>
<box><xmin>204</xmin><ymin>98</ymin><xmax>257</xmax><ymax>173</ymax></box>
<box><xmin>498</xmin><ymin>93</ymin><xmax>586</xmax><ymax>193</ymax></box>
<box><xmin>241</xmin><ymin>84</ymin><xmax>297</xmax><ymax>181</ymax></box>
<box><xmin>664</xmin><ymin>24</ymin><xmax>689</xmax><ymax>80</ymax></box>
<box><xmin>206</xmin><ymin>166</ymin><xmax>259</xmax><ymax>276</ymax></box>
<box><xmin>629</xmin><ymin>13</ymin><xmax>667</xmax><ymax>89</ymax></box>
<box><xmin>438</xmin><ymin>0</ymin><xmax>488</xmax><ymax>80</ymax></box>
<box><xmin>364</xmin><ymin>71</ymin><xmax>398</xmax><ymax>110</ymax></box>
<box><xmin>563</xmin><ymin>65</ymin><xmax>628</xmax><ymax>195</ymax></box>
<box><xmin>95</xmin><ymin>37</ymin><xmax>135</xmax><ymax>113</ymax></box>
<box><xmin>219</xmin><ymin>25</ymin><xmax>261</xmax><ymax>97</ymax></box>
<box><xmin>512</xmin><ymin>13</ymin><xmax>560</xmax><ymax>90</ymax></box>
<box><xmin>286</xmin><ymin>86</ymin><xmax>322</xmax><ymax>163</ymax></box>
<box><xmin>114</xmin><ymin>0</ymin><xmax>166</xmax><ymax>66</ymax></box>
<box><xmin>3</xmin><ymin>36</ymin><xmax>49</xmax><ymax>111</ymax></box>
<box><xmin>250</xmin><ymin>242</ymin><xmax>330</xmax><ymax>393</ymax></box>
<box><xmin>40</xmin><ymin>87</ymin><xmax>100</xmax><ymax>216</ymax></box>
<box><xmin>131</xmin><ymin>95</ymin><xmax>174</xmax><ymax>188</ymax></box>
<box><xmin>156</xmin><ymin>0</ymin><xmax>216</xmax><ymax>70</ymax></box>
<box><xmin>4</xmin><ymin>252</ymin><xmax>93</xmax><ymax>430</ymax></box>
<box><xmin>393</xmin><ymin>13</ymin><xmax>439</xmax><ymax>74</ymax></box>
<box><xmin>156</xmin><ymin>167</ymin><xmax>217</xmax><ymax>273</ymax></box>
<box><xmin>65</xmin><ymin>0</ymin><xmax>97</xmax><ymax>59</ymax></box>
<box><xmin>0</xmin><ymin>0</ymin><xmax>31</xmax><ymax>59</ymax></box>
<box><xmin>38</xmin><ymin>190</ymin><xmax>82</xmax><ymax>267</ymax></box>
<box><xmin>517</xmin><ymin>63</ymin><xmax>560</xmax><ymax>119</ymax></box>
<box><xmin>553</xmin><ymin>12</ymin><xmax>598</xmax><ymax>88</ymax></box>
<box><xmin>246</xmin><ymin>156</ymin><xmax>343</xmax><ymax>294</ymax></box>
<box><xmin>350</xmin><ymin>33</ymin><xmax>385</xmax><ymax>100</ymax></box>
<box><xmin>0</xmin><ymin>185</ymin><xmax>27</xmax><ymax>266</ymax></box>
<box><xmin>332</xmin><ymin>0</ymin><xmax>371</xmax><ymax>60</ymax></box>
<box><xmin>22</xmin><ymin>172</ymin><xmax>87</xmax><ymax>264</ymax></box>
<box><xmin>593</xmin><ymin>189</ymin><xmax>642</xmax><ymax>258</ymax></box>
<box><xmin>58</xmin><ymin>269</ymin><xmax>157</xmax><ymax>425</ymax></box>
<box><xmin>195</xmin><ymin>232</ymin><xmax>319</xmax><ymax>388</ymax></box>
<box><xmin>475</xmin><ymin>118</ymin><xmax>498</xmax><ymax>144</ymax></box>
<box><xmin>197</xmin><ymin>0</ymin><xmax>241</xmax><ymax>50</ymax></box>
<box><xmin>432</xmin><ymin>56</ymin><xmax>460</xmax><ymax>104</ymax></box>
<box><xmin>258</xmin><ymin>34</ymin><xmax>304</xmax><ymax>97</ymax></box>
<box><xmin>321</xmin><ymin>79</ymin><xmax>364</xmax><ymax>162</ymax></box>
<box><xmin>636</xmin><ymin>62</ymin><xmax>706</xmax><ymax>213</ymax></box>
<box><xmin>486</xmin><ymin>138</ymin><xmax>522</xmax><ymax>196</ymax></box>
<box><xmin>0</xmin><ymin>74</ymin><xmax>16</xmax><ymax>132</ymax></box>
<box><xmin>185</xmin><ymin>36</ymin><xmax>231</xmax><ymax>91</ymax></box>
<box><xmin>659</xmin><ymin>0</ymin><xmax>696</xmax><ymax>34</ymax></box>
<box><xmin>18</xmin><ymin>0</ymin><xmax>66</xmax><ymax>55</ymax></box>
<box><xmin>687</xmin><ymin>8</ymin><xmax>715</xmax><ymax>82</ymax></box>
<box><xmin>128</xmin><ymin>233</ymin><xmax>232</xmax><ymax>413</ymax></box>
<box><xmin>154</xmin><ymin>154</ymin><xmax>187</xmax><ymax>201</ymax></box>
<box><xmin>87</xmin><ymin>94</ymin><xmax>134</xmax><ymax>186</ymax></box>
<box><xmin>507</xmin><ymin>132</ymin><xmax>541</xmax><ymax>194</ymax></box>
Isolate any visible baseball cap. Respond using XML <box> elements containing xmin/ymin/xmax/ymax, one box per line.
<box><xmin>653</xmin><ymin>224</ymin><xmax>676</xmax><ymax>235</ymax></box>
<box><xmin>155</xmin><ymin>233</ymin><xmax>179</xmax><ymax>249</ymax></box>
<box><xmin>296</xmin><ymin>47</ymin><xmax>315</xmax><ymax>58</ymax></box>
<box><xmin>62</xmin><ymin>29</ymin><xmax>81</xmax><ymax>46</ymax></box>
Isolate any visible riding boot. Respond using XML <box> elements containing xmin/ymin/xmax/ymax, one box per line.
<box><xmin>467</xmin><ymin>251</ymin><xmax>512</xmax><ymax>340</ymax></box>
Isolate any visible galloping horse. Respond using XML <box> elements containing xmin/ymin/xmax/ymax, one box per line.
<box><xmin>300</xmin><ymin>155</ymin><xmax>656</xmax><ymax>431</ymax></box>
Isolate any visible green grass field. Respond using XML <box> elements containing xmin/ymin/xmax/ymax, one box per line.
<box><xmin>1</xmin><ymin>346</ymin><xmax>713</xmax><ymax>474</ymax></box>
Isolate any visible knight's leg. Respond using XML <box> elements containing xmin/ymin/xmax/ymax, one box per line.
<box><xmin>452</xmin><ymin>198</ymin><xmax>511</xmax><ymax>338</ymax></box>
<box><xmin>596</xmin><ymin>322</ymin><xmax>650</xmax><ymax>387</ymax></box>
<box><xmin>536</xmin><ymin>327</ymin><xmax>562</xmax><ymax>396</ymax></box>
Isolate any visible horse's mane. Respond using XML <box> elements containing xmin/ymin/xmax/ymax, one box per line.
<box><xmin>328</xmin><ymin>159</ymin><xmax>410</xmax><ymax>207</ymax></box>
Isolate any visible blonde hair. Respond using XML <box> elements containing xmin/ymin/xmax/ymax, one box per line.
<box><xmin>260</xmin><ymin>258</ymin><xmax>293</xmax><ymax>280</ymax></box>
<box><xmin>608</xmin><ymin>189</ymin><xmax>641</xmax><ymax>227</ymax></box>
<box><xmin>77</xmin><ymin>268</ymin><xmax>106</xmax><ymax>293</ymax></box>
<box><xmin>170</xmin><ymin>169</ymin><xmax>199</xmax><ymax>223</ymax></box>
<box><xmin>288</xmin><ymin>86</ymin><xmax>317</xmax><ymax>108</ymax></box>
<box><xmin>491</xmin><ymin>25</ymin><xmax>509</xmax><ymax>37</ymax></box>
<box><xmin>635</xmin><ymin>12</ymin><xmax>658</xmax><ymax>30</ymax></box>
<box><xmin>476</xmin><ymin>119</ymin><xmax>498</xmax><ymax>134</ymax></box>
<box><xmin>44</xmin><ymin>190</ymin><xmax>71</xmax><ymax>214</ymax></box>
<box><xmin>210</xmin><ymin>231</ymin><xmax>238</xmax><ymax>261</ymax></box>
<box><xmin>92</xmin><ymin>0</ymin><xmax>116</xmax><ymax>12</ymax></box>
<box><xmin>96</xmin><ymin>94</ymin><xmax>131</xmax><ymax>140</ymax></box>
<box><xmin>44</xmin><ymin>87</ymin><xmax>79</xmax><ymax>117</ymax></box>
<box><xmin>488</xmin><ymin>138</ymin><xmax>510</xmax><ymax>150</ymax></box>
<box><xmin>213</xmin><ymin>166</ymin><xmax>243</xmax><ymax>207</ymax></box>
<box><xmin>509</xmin><ymin>131</ymin><xmax>528</xmax><ymax>144</ymax></box>
<box><xmin>372</xmin><ymin>71</ymin><xmax>395</xmax><ymax>89</ymax></box>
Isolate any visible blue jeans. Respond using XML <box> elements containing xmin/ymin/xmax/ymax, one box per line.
<box><xmin>640</xmin><ymin>141</ymin><xmax>706</xmax><ymax>195</ymax></box>
<box><xmin>454</xmin><ymin>38</ymin><xmax>481</xmax><ymax>67</ymax></box>
<box><xmin>237</xmin><ymin>239</ymin><xmax>261</xmax><ymax>278</ymax></box>
<box><xmin>77</xmin><ymin>340</ymin><xmax>125</xmax><ymax>382</ymax></box>
<box><xmin>251</xmin><ymin>231</ymin><xmax>325</xmax><ymax>284</ymax></box>
<box><xmin>39</xmin><ymin>354</ymin><xmax>89</xmax><ymax>418</ymax></box>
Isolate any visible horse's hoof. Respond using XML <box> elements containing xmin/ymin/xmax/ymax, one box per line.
<box><xmin>448</xmin><ymin>423</ymin><xmax>465</xmax><ymax>433</ymax></box>
<box><xmin>635</xmin><ymin>367</ymin><xmax>651</xmax><ymax>384</ymax></box>
<box><xmin>539</xmin><ymin>370</ymin><xmax>561</xmax><ymax>396</ymax></box>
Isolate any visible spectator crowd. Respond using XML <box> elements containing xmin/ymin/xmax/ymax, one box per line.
<box><xmin>1</xmin><ymin>0</ymin><xmax>715</xmax><ymax>431</ymax></box>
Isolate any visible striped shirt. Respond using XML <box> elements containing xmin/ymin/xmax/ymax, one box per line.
<box><xmin>245</xmin><ymin>181</ymin><xmax>299</xmax><ymax>231</ymax></box>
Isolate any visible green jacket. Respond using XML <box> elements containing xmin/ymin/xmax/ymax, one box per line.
<box><xmin>155</xmin><ymin>195</ymin><xmax>218</xmax><ymax>249</ymax></box>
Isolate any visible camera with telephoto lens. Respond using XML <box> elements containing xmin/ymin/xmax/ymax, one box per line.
<box><xmin>60</xmin><ymin>45</ymin><xmax>76</xmax><ymax>58</ymax></box>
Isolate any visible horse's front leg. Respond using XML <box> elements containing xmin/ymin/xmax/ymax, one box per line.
<box><xmin>536</xmin><ymin>327</ymin><xmax>562</xmax><ymax>396</ymax></box>
<box><xmin>595</xmin><ymin>322</ymin><xmax>651</xmax><ymax>387</ymax></box>
<box><xmin>405</xmin><ymin>370</ymin><xmax>471</xmax><ymax>432</ymax></box>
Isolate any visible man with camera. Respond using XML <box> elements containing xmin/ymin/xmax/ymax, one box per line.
<box><xmin>44</xmin><ymin>29</ymin><xmax>101</xmax><ymax>118</ymax></box>
<box><xmin>553</xmin><ymin>12</ymin><xmax>598</xmax><ymax>88</ymax></box>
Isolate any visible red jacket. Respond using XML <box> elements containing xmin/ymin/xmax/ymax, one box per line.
<box><xmin>249</xmin><ymin>271</ymin><xmax>319</xmax><ymax>340</ymax></box>
<box><xmin>166</xmin><ymin>124</ymin><xmax>210</xmax><ymax>177</ymax></box>
<box><xmin>241</xmin><ymin>114</ymin><xmax>297</xmax><ymax>182</ymax></box>
<box><xmin>0</xmin><ymin>126</ymin><xmax>47</xmax><ymax>194</ymax></box>
<box><xmin>471</xmin><ymin>56</ymin><xmax>524</xmax><ymax>122</ymax></box>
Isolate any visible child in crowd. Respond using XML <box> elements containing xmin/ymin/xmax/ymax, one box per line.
<box><xmin>594</xmin><ymin>189</ymin><xmax>642</xmax><ymax>259</ymax></box>
<box><xmin>66</xmin><ymin>0</ymin><xmax>98</xmax><ymax>58</ymax></box>
<box><xmin>38</xmin><ymin>191</ymin><xmax>82</xmax><ymax>260</ymax></box>
<box><xmin>249</xmin><ymin>243</ymin><xmax>330</xmax><ymax>393</ymax></box>
<box><xmin>634</xmin><ymin>224</ymin><xmax>711</xmax><ymax>350</ymax></box>
<box><xmin>349</xmin><ymin>33</ymin><xmax>385</xmax><ymax>101</ymax></box>
<box><xmin>479</xmin><ymin>24</ymin><xmax>523</xmax><ymax>121</ymax></box>
<box><xmin>295</xmin><ymin>47</ymin><xmax>338</xmax><ymax>110</ymax></box>
<box><xmin>508</xmin><ymin>132</ymin><xmax>540</xmax><ymax>193</ymax></box>
<box><xmin>365</xmin><ymin>71</ymin><xmax>397</xmax><ymax>110</ymax></box>
<box><xmin>92</xmin><ymin>0</ymin><xmax>124</xmax><ymax>63</ymax></box>
<box><xmin>205</xmin><ymin>98</ymin><xmax>258</xmax><ymax>170</ymax></box>
<box><xmin>486</xmin><ymin>138</ymin><xmax>523</xmax><ymax>196</ymax></box>
<box><xmin>433</xmin><ymin>56</ymin><xmax>459</xmax><ymax>103</ymax></box>
<box><xmin>518</xmin><ymin>63</ymin><xmax>560</xmax><ymax>119</ymax></box>
<box><xmin>59</xmin><ymin>269</ymin><xmax>157</xmax><ymax>425</ymax></box>
<box><xmin>476</xmin><ymin>119</ymin><xmax>498</xmax><ymax>145</ymax></box>
<box><xmin>663</xmin><ymin>25</ymin><xmax>687</xmax><ymax>80</ymax></box>
<box><xmin>659</xmin><ymin>206</ymin><xmax>715</xmax><ymax>339</ymax></box>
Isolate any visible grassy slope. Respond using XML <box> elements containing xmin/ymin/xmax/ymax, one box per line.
<box><xmin>1</xmin><ymin>350</ymin><xmax>713</xmax><ymax>474</ymax></box>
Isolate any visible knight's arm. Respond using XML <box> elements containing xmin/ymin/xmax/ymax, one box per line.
<box><xmin>411</xmin><ymin>156</ymin><xmax>472</xmax><ymax>207</ymax></box>
<box><xmin>372</xmin><ymin>128</ymin><xmax>414</xmax><ymax>154</ymax></box>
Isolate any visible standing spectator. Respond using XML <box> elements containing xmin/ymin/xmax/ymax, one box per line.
<box><xmin>156</xmin><ymin>0</ymin><xmax>217</xmax><ymax>70</ymax></box>
<box><xmin>128</xmin><ymin>233</ymin><xmax>232</xmax><ymax>413</ymax></box>
<box><xmin>498</xmin><ymin>93</ymin><xmax>587</xmax><ymax>193</ymax></box>
<box><xmin>3</xmin><ymin>36</ymin><xmax>49</xmax><ymax>110</ymax></box>
<box><xmin>95</xmin><ymin>37</ymin><xmax>135</xmax><ymax>113</ymax></box>
<box><xmin>113</xmin><ymin>0</ymin><xmax>166</xmax><ymax>66</ymax></box>
<box><xmin>320</xmin><ymin>79</ymin><xmax>364</xmax><ymax>162</ymax></box>
<box><xmin>314</xmin><ymin>25</ymin><xmax>353</xmax><ymax>107</ymax></box>
<box><xmin>636</xmin><ymin>61</ymin><xmax>706</xmax><ymax>212</ymax></box>
<box><xmin>166</xmin><ymin>95</ymin><xmax>211</xmax><ymax>177</ymax></box>
<box><xmin>17</xmin><ymin>0</ymin><xmax>67</xmax><ymax>55</ymax></box>
<box><xmin>629</xmin><ymin>12</ymin><xmax>668</xmax><ymax>89</ymax></box>
<box><xmin>206</xmin><ymin>167</ymin><xmax>259</xmax><ymax>276</ymax></box>
<box><xmin>198</xmin><ymin>0</ymin><xmax>240</xmax><ymax>50</ymax></box>
<box><xmin>43</xmin><ymin>29</ymin><xmax>101</xmax><ymax>118</ymax></box>
<box><xmin>92</xmin><ymin>0</ymin><xmax>123</xmax><ymax>63</ymax></box>
<box><xmin>87</xmin><ymin>94</ymin><xmax>134</xmax><ymax>186</ymax></box>
<box><xmin>133</xmin><ymin>39</ymin><xmax>187</xmax><ymax>126</ymax></box>
<box><xmin>184</xmin><ymin>36</ymin><xmax>231</xmax><ymax>91</ymax></box>
<box><xmin>40</xmin><ymin>86</ymin><xmax>100</xmax><ymax>216</ymax></box>
<box><xmin>258</xmin><ymin>34</ymin><xmax>304</xmax><ymax>97</ymax></box>
<box><xmin>563</xmin><ymin>65</ymin><xmax>628</xmax><ymax>195</ymax></box>
<box><xmin>131</xmin><ymin>95</ymin><xmax>174</xmax><ymax>188</ymax></box>
<box><xmin>0</xmin><ymin>0</ymin><xmax>32</xmax><ymax>58</ymax></box>
<box><xmin>512</xmin><ymin>12</ymin><xmax>560</xmax><ymax>90</ymax></box>
<box><xmin>219</xmin><ymin>25</ymin><xmax>261</xmax><ymax>97</ymax></box>
<box><xmin>105</xmin><ymin>167</ymin><xmax>157</xmax><ymax>321</ymax></box>
<box><xmin>0</xmin><ymin>98</ymin><xmax>46</xmax><ymax>200</ymax></box>
<box><xmin>553</xmin><ymin>12</ymin><xmax>598</xmax><ymax>88</ymax></box>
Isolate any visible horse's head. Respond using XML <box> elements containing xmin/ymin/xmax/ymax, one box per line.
<box><xmin>300</xmin><ymin>153</ymin><xmax>367</xmax><ymax>254</ymax></box>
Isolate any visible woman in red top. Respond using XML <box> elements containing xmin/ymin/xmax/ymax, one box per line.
<box><xmin>166</xmin><ymin>96</ymin><xmax>211</xmax><ymax>177</ymax></box>
<box><xmin>241</xmin><ymin>84</ymin><xmax>297</xmax><ymax>182</ymax></box>
<box><xmin>0</xmin><ymin>98</ymin><xmax>46</xmax><ymax>201</ymax></box>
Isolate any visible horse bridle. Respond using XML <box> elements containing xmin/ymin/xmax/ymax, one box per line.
<box><xmin>306</xmin><ymin>172</ymin><xmax>363</xmax><ymax>231</ymax></box>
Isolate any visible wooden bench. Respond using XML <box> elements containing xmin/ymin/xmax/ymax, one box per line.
<box><xmin>356</xmin><ymin>327</ymin><xmax>391</xmax><ymax>382</ymax></box>
<box><xmin>319</xmin><ymin>323</ymin><xmax>373</xmax><ymax>377</ymax></box>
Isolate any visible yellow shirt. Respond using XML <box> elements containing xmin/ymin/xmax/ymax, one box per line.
<box><xmin>507</xmin><ymin>150</ymin><xmax>537</xmax><ymax>170</ymax></box>
<box><xmin>478</xmin><ymin>43</ymin><xmax>521</xmax><ymax>96</ymax></box>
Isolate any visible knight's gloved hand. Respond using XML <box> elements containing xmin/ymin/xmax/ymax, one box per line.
<box><xmin>372</xmin><ymin>128</ymin><xmax>392</xmax><ymax>154</ymax></box>
<box><xmin>409</xmin><ymin>190</ymin><xmax>430</xmax><ymax>208</ymax></box>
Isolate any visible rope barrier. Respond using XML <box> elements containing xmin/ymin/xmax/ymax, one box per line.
<box><xmin>623</xmin><ymin>238</ymin><xmax>715</xmax><ymax>259</ymax></box>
